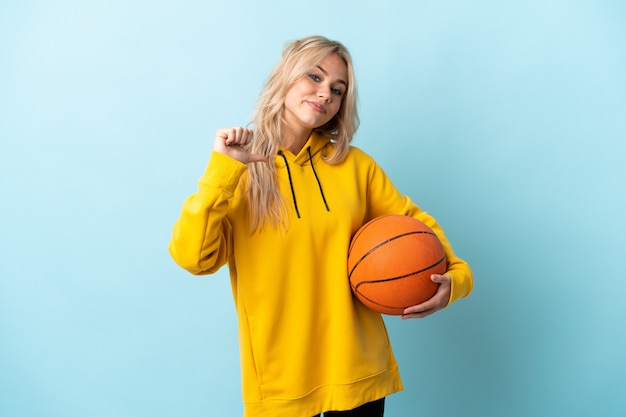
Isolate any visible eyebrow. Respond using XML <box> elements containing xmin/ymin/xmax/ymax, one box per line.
<box><xmin>316</xmin><ymin>65</ymin><xmax>348</xmax><ymax>86</ymax></box>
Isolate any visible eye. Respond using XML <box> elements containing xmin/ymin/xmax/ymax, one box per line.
<box><xmin>308</xmin><ymin>73</ymin><xmax>321</xmax><ymax>82</ymax></box>
<box><xmin>331</xmin><ymin>87</ymin><xmax>344</xmax><ymax>96</ymax></box>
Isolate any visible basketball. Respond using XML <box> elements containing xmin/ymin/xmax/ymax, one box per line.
<box><xmin>347</xmin><ymin>215</ymin><xmax>447</xmax><ymax>315</ymax></box>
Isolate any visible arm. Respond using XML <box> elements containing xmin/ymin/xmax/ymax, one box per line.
<box><xmin>361</xmin><ymin>154</ymin><xmax>473</xmax><ymax>318</ymax></box>
<box><xmin>168</xmin><ymin>151</ymin><xmax>247</xmax><ymax>275</ymax></box>
<box><xmin>401</xmin><ymin>208</ymin><xmax>473</xmax><ymax>319</ymax></box>
<box><xmin>168</xmin><ymin>128</ymin><xmax>265</xmax><ymax>275</ymax></box>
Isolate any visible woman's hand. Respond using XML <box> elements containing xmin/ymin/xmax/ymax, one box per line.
<box><xmin>401</xmin><ymin>274</ymin><xmax>451</xmax><ymax>319</ymax></box>
<box><xmin>213</xmin><ymin>127</ymin><xmax>267</xmax><ymax>164</ymax></box>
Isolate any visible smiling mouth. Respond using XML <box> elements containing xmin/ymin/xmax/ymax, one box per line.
<box><xmin>307</xmin><ymin>101</ymin><xmax>327</xmax><ymax>114</ymax></box>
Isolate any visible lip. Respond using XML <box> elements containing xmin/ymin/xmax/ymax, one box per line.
<box><xmin>306</xmin><ymin>101</ymin><xmax>327</xmax><ymax>114</ymax></box>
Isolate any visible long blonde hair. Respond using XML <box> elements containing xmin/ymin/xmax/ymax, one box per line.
<box><xmin>245</xmin><ymin>35</ymin><xmax>360</xmax><ymax>232</ymax></box>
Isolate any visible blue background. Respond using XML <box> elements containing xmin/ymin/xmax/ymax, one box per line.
<box><xmin>1</xmin><ymin>1</ymin><xmax>625</xmax><ymax>416</ymax></box>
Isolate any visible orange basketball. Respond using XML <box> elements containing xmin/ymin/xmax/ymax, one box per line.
<box><xmin>348</xmin><ymin>215</ymin><xmax>447</xmax><ymax>315</ymax></box>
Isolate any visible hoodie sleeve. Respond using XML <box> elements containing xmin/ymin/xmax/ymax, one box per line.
<box><xmin>362</xmin><ymin>152</ymin><xmax>473</xmax><ymax>306</ymax></box>
<box><xmin>168</xmin><ymin>151</ymin><xmax>247</xmax><ymax>275</ymax></box>
<box><xmin>412</xmin><ymin>204</ymin><xmax>474</xmax><ymax>305</ymax></box>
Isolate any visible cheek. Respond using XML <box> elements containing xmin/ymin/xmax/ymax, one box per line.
<box><xmin>287</xmin><ymin>80</ymin><xmax>308</xmax><ymax>98</ymax></box>
<box><xmin>284</xmin><ymin>90</ymin><xmax>301</xmax><ymax>111</ymax></box>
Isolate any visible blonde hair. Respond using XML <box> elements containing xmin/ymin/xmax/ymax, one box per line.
<box><xmin>245</xmin><ymin>35</ymin><xmax>360</xmax><ymax>232</ymax></box>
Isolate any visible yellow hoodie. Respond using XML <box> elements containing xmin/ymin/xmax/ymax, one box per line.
<box><xmin>169</xmin><ymin>132</ymin><xmax>473</xmax><ymax>417</ymax></box>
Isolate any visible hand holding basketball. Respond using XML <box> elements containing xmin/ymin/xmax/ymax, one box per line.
<box><xmin>401</xmin><ymin>274</ymin><xmax>451</xmax><ymax>319</ymax></box>
<box><xmin>348</xmin><ymin>215</ymin><xmax>448</xmax><ymax>315</ymax></box>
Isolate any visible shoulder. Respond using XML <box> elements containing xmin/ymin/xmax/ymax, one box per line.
<box><xmin>342</xmin><ymin>145</ymin><xmax>382</xmax><ymax>174</ymax></box>
<box><xmin>322</xmin><ymin>139</ymin><xmax>380</xmax><ymax>170</ymax></box>
<box><xmin>346</xmin><ymin>144</ymin><xmax>376</xmax><ymax>163</ymax></box>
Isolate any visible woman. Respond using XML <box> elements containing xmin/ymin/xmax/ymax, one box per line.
<box><xmin>169</xmin><ymin>35</ymin><xmax>473</xmax><ymax>417</ymax></box>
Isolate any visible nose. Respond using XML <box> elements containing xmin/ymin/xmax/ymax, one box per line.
<box><xmin>318</xmin><ymin>86</ymin><xmax>331</xmax><ymax>103</ymax></box>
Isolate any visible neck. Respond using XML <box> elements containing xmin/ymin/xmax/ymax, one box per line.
<box><xmin>282</xmin><ymin>125</ymin><xmax>312</xmax><ymax>154</ymax></box>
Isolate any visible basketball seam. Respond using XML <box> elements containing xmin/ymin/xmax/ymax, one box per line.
<box><xmin>352</xmin><ymin>255</ymin><xmax>446</xmax><ymax>290</ymax></box>
<box><xmin>354</xmin><ymin>292</ymin><xmax>406</xmax><ymax>312</ymax></box>
<box><xmin>348</xmin><ymin>230</ymin><xmax>437</xmax><ymax>279</ymax></box>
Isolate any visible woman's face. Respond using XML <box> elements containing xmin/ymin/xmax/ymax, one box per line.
<box><xmin>283</xmin><ymin>53</ymin><xmax>348</xmax><ymax>133</ymax></box>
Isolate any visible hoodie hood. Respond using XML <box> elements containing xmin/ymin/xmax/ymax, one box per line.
<box><xmin>276</xmin><ymin>131</ymin><xmax>333</xmax><ymax>218</ymax></box>
<box><xmin>275</xmin><ymin>131</ymin><xmax>334</xmax><ymax>167</ymax></box>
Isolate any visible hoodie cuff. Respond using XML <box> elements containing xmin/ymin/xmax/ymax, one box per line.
<box><xmin>446</xmin><ymin>267</ymin><xmax>474</xmax><ymax>306</ymax></box>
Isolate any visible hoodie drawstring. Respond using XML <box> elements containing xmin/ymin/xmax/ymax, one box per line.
<box><xmin>278</xmin><ymin>150</ymin><xmax>301</xmax><ymax>219</ymax></box>
<box><xmin>277</xmin><ymin>147</ymin><xmax>330</xmax><ymax>219</ymax></box>
<box><xmin>307</xmin><ymin>146</ymin><xmax>330</xmax><ymax>212</ymax></box>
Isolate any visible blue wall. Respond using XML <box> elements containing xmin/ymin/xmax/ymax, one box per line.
<box><xmin>1</xmin><ymin>1</ymin><xmax>625</xmax><ymax>416</ymax></box>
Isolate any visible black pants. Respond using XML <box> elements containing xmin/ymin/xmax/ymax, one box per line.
<box><xmin>313</xmin><ymin>398</ymin><xmax>385</xmax><ymax>417</ymax></box>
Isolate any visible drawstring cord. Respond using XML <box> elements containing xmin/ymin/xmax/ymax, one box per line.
<box><xmin>277</xmin><ymin>147</ymin><xmax>330</xmax><ymax>218</ymax></box>
<box><xmin>307</xmin><ymin>146</ymin><xmax>330</xmax><ymax>212</ymax></box>
<box><xmin>277</xmin><ymin>150</ymin><xmax>301</xmax><ymax>219</ymax></box>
